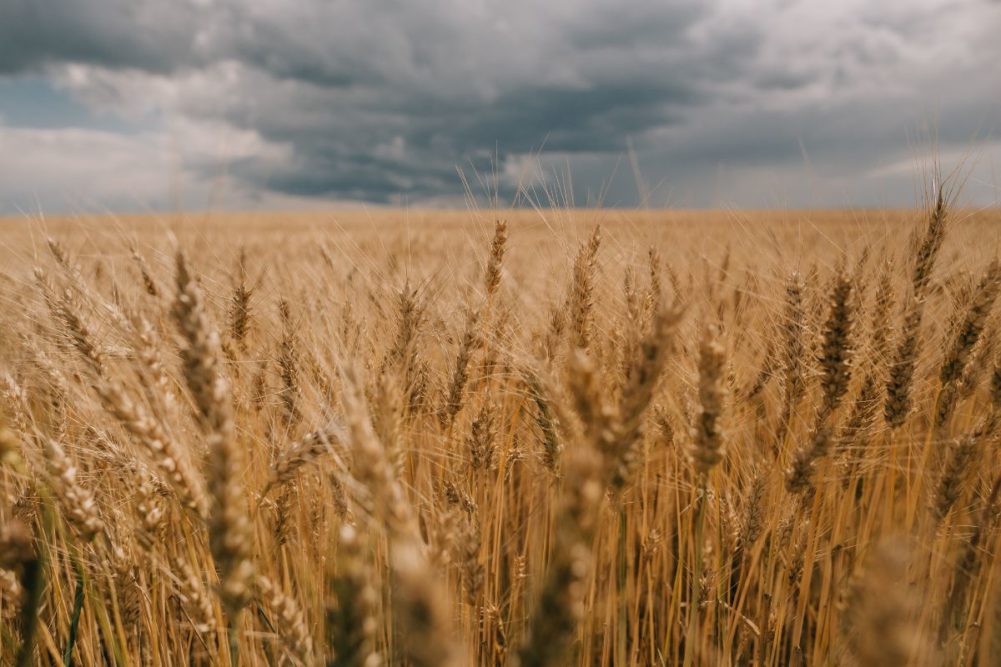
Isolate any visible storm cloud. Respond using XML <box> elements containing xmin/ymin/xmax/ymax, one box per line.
<box><xmin>1</xmin><ymin>0</ymin><xmax>999</xmax><ymax>211</ymax></box>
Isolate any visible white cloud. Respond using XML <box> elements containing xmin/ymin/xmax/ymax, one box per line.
<box><xmin>0</xmin><ymin>125</ymin><xmax>176</xmax><ymax>213</ymax></box>
<box><xmin>0</xmin><ymin>121</ymin><xmax>347</xmax><ymax>213</ymax></box>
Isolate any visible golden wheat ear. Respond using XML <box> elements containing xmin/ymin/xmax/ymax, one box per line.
<box><xmin>172</xmin><ymin>251</ymin><xmax>254</xmax><ymax>625</ymax></box>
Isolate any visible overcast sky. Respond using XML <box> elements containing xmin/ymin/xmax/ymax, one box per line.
<box><xmin>1</xmin><ymin>0</ymin><xmax>1000</xmax><ymax>213</ymax></box>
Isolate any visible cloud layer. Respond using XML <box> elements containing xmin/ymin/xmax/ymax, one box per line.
<box><xmin>1</xmin><ymin>0</ymin><xmax>1000</xmax><ymax>211</ymax></box>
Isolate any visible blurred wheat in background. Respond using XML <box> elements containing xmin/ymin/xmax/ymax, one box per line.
<box><xmin>2</xmin><ymin>184</ymin><xmax>1001</xmax><ymax>665</ymax></box>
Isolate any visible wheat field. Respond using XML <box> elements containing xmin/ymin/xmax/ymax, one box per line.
<box><xmin>1</xmin><ymin>194</ymin><xmax>1001</xmax><ymax>666</ymax></box>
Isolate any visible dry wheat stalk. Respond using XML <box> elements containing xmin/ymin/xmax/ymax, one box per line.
<box><xmin>130</xmin><ymin>245</ymin><xmax>161</xmax><ymax>298</ymax></box>
<box><xmin>340</xmin><ymin>364</ymin><xmax>458</xmax><ymax>666</ymax></box>
<box><xmin>777</xmin><ymin>271</ymin><xmax>806</xmax><ymax>443</ymax></box>
<box><xmin>934</xmin><ymin>409</ymin><xmax>1000</xmax><ymax>521</ymax></box>
<box><xmin>466</xmin><ymin>400</ymin><xmax>497</xmax><ymax>472</ymax></box>
<box><xmin>567</xmin><ymin>226</ymin><xmax>602</xmax><ymax>350</ymax></box>
<box><xmin>911</xmin><ymin>186</ymin><xmax>948</xmax><ymax>298</ymax></box>
<box><xmin>691</xmin><ymin>324</ymin><xmax>727</xmax><ymax>478</ymax></box>
<box><xmin>518</xmin><ymin>441</ymin><xmax>604</xmax><ymax>667</ymax></box>
<box><xmin>264</xmin><ymin>426</ymin><xmax>340</xmax><ymax>495</ymax></box>
<box><xmin>610</xmin><ymin>304</ymin><xmax>683</xmax><ymax>489</ymax></box>
<box><xmin>484</xmin><ymin>219</ymin><xmax>508</xmax><ymax>299</ymax></box>
<box><xmin>524</xmin><ymin>368</ymin><xmax>563</xmax><ymax>474</ymax></box>
<box><xmin>441</xmin><ymin>307</ymin><xmax>482</xmax><ymax>427</ymax></box>
<box><xmin>172</xmin><ymin>555</ymin><xmax>217</xmax><ymax>634</ymax></box>
<box><xmin>229</xmin><ymin>247</ymin><xmax>254</xmax><ymax>349</ymax></box>
<box><xmin>173</xmin><ymin>251</ymin><xmax>254</xmax><ymax>619</ymax></box>
<box><xmin>326</xmin><ymin>523</ymin><xmax>380</xmax><ymax>667</ymax></box>
<box><xmin>256</xmin><ymin>574</ymin><xmax>314</xmax><ymax>665</ymax></box>
<box><xmin>816</xmin><ymin>271</ymin><xmax>855</xmax><ymax>419</ymax></box>
<box><xmin>935</xmin><ymin>259</ymin><xmax>1001</xmax><ymax>429</ymax></box>
<box><xmin>884</xmin><ymin>297</ymin><xmax>925</xmax><ymax>428</ymax></box>
<box><xmin>40</xmin><ymin>437</ymin><xmax>103</xmax><ymax>542</ymax></box>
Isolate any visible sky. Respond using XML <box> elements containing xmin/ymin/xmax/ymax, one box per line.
<box><xmin>1</xmin><ymin>0</ymin><xmax>1000</xmax><ymax>213</ymax></box>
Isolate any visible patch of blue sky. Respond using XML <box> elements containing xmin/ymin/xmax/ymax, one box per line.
<box><xmin>0</xmin><ymin>76</ymin><xmax>141</xmax><ymax>133</ymax></box>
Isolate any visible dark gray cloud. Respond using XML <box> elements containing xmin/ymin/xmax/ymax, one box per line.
<box><xmin>0</xmin><ymin>0</ymin><xmax>202</xmax><ymax>74</ymax></box>
<box><xmin>0</xmin><ymin>0</ymin><xmax>999</xmax><ymax>210</ymax></box>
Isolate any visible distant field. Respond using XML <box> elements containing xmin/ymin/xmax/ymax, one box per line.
<box><xmin>1</xmin><ymin>203</ymin><xmax>1001</xmax><ymax>665</ymax></box>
